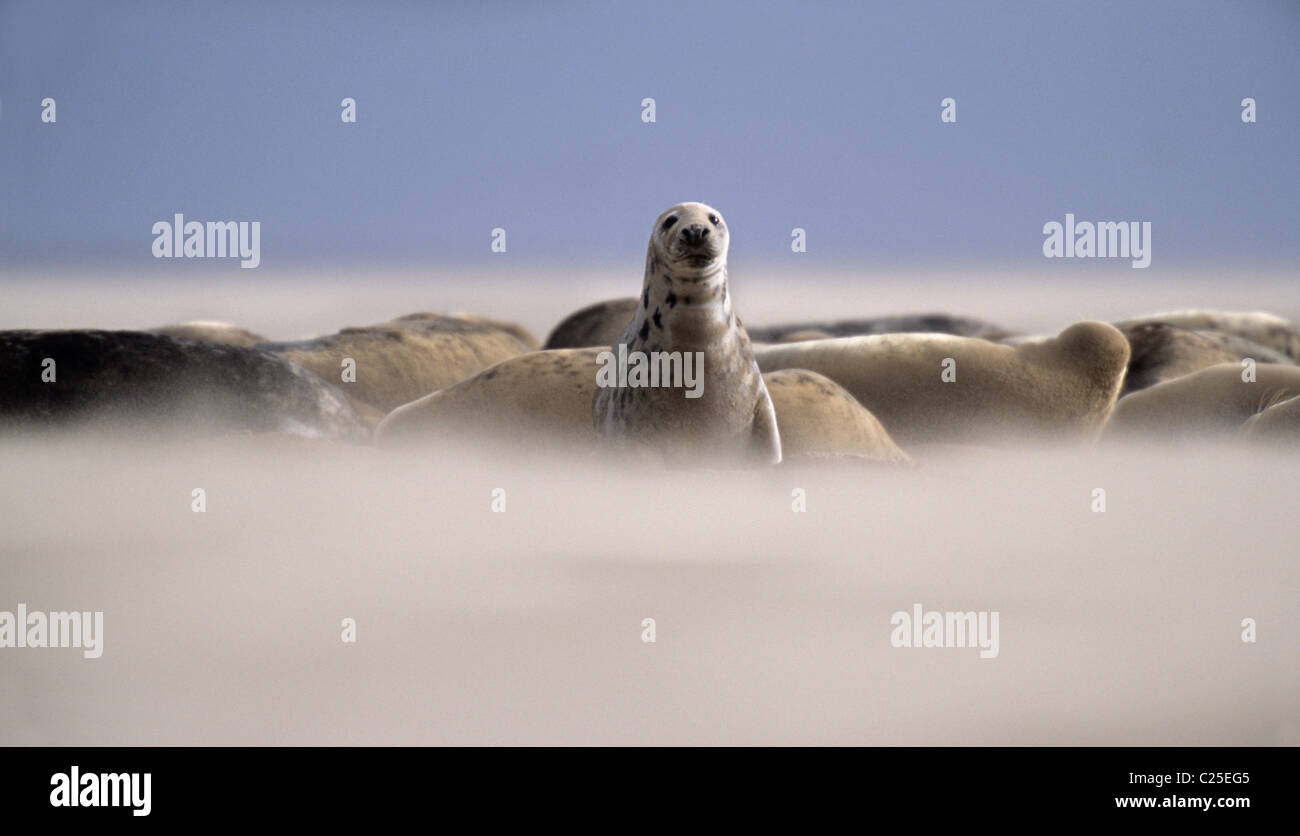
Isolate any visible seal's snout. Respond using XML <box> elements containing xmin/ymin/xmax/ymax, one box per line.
<box><xmin>656</xmin><ymin>203</ymin><xmax>726</xmax><ymax>269</ymax></box>
<box><xmin>679</xmin><ymin>224</ymin><xmax>709</xmax><ymax>247</ymax></box>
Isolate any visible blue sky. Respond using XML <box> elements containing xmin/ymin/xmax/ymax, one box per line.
<box><xmin>2</xmin><ymin>0</ymin><xmax>1297</xmax><ymax>272</ymax></box>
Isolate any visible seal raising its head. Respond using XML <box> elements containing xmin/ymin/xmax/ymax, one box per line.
<box><xmin>592</xmin><ymin>202</ymin><xmax>781</xmax><ymax>464</ymax></box>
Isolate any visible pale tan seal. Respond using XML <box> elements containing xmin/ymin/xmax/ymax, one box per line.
<box><xmin>764</xmin><ymin>369</ymin><xmax>909</xmax><ymax>463</ymax></box>
<box><xmin>1104</xmin><ymin>362</ymin><xmax>1300</xmax><ymax>439</ymax></box>
<box><xmin>591</xmin><ymin>202</ymin><xmax>780</xmax><ymax>465</ymax></box>
<box><xmin>258</xmin><ymin>313</ymin><xmax>533</xmax><ymax>414</ymax></box>
<box><xmin>377</xmin><ymin>348</ymin><xmax>604</xmax><ymax>447</ymax></box>
<box><xmin>753</xmin><ymin>322</ymin><xmax>1131</xmax><ymax>445</ymax></box>
<box><xmin>151</xmin><ymin>320</ymin><xmax>266</xmax><ymax>347</ymax></box>
<box><xmin>1005</xmin><ymin>320</ymin><xmax>1293</xmax><ymax>396</ymax></box>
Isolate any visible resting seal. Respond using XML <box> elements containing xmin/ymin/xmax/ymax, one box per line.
<box><xmin>763</xmin><ymin>369</ymin><xmax>909</xmax><ymax>464</ymax></box>
<box><xmin>1104</xmin><ymin>363</ymin><xmax>1300</xmax><ymax>440</ymax></box>
<box><xmin>257</xmin><ymin>312</ymin><xmax>533</xmax><ymax>413</ymax></box>
<box><xmin>0</xmin><ymin>329</ymin><xmax>366</xmax><ymax>440</ymax></box>
<box><xmin>543</xmin><ymin>299</ymin><xmax>640</xmax><ymax>350</ymax></box>
<box><xmin>753</xmin><ymin>322</ymin><xmax>1131</xmax><ymax>445</ymax></box>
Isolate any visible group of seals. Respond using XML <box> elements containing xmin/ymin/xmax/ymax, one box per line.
<box><xmin>375</xmin><ymin>346</ymin><xmax>912</xmax><ymax>463</ymax></box>
<box><xmin>0</xmin><ymin>311</ymin><xmax>536</xmax><ymax>441</ymax></box>
<box><xmin>381</xmin><ymin>202</ymin><xmax>1136</xmax><ymax>457</ymax></box>
<box><xmin>381</xmin><ymin>202</ymin><xmax>918</xmax><ymax>463</ymax></box>
<box><xmin>6</xmin><ymin>202</ymin><xmax>1296</xmax><ymax>454</ymax></box>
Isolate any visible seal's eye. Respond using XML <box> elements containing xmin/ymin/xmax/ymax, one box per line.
<box><xmin>708</xmin><ymin>214</ymin><xmax>721</xmax><ymax>226</ymax></box>
<box><xmin>661</xmin><ymin>216</ymin><xmax>677</xmax><ymax>231</ymax></box>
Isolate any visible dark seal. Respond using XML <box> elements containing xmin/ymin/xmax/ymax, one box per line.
<box><xmin>0</xmin><ymin>329</ymin><xmax>367</xmax><ymax>440</ymax></box>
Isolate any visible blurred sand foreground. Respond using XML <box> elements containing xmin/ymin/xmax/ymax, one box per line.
<box><xmin>0</xmin><ymin>270</ymin><xmax>1296</xmax><ymax>745</ymax></box>
<box><xmin>0</xmin><ymin>436</ymin><xmax>1294</xmax><ymax>746</ymax></box>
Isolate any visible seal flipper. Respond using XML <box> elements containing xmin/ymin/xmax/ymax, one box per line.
<box><xmin>750</xmin><ymin>376</ymin><xmax>782</xmax><ymax>464</ymax></box>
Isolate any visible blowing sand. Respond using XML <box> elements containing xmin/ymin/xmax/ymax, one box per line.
<box><xmin>0</xmin><ymin>436</ymin><xmax>1294</xmax><ymax>746</ymax></box>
